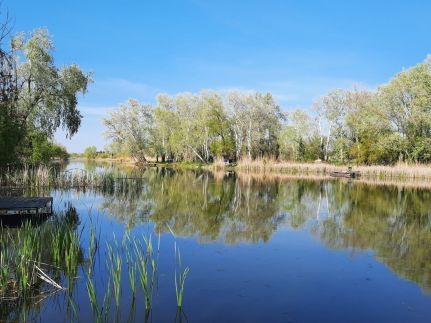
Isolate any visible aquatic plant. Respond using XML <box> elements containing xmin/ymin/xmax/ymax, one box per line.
<box><xmin>131</xmin><ymin>233</ymin><xmax>159</xmax><ymax>311</ymax></box>
<box><xmin>106</xmin><ymin>239</ymin><xmax>122</xmax><ymax>308</ymax></box>
<box><xmin>86</xmin><ymin>274</ymin><xmax>101</xmax><ymax>322</ymax></box>
<box><xmin>0</xmin><ymin>206</ymin><xmax>83</xmax><ymax>305</ymax></box>
<box><xmin>174</xmin><ymin>242</ymin><xmax>189</xmax><ymax>309</ymax></box>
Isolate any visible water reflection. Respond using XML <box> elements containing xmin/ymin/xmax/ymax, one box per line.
<box><xmin>99</xmin><ymin>169</ymin><xmax>431</xmax><ymax>292</ymax></box>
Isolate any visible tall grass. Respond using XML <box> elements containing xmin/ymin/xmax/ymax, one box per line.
<box><xmin>0</xmin><ymin>165</ymin><xmax>117</xmax><ymax>189</ymax></box>
<box><xmin>235</xmin><ymin>158</ymin><xmax>431</xmax><ymax>180</ymax></box>
<box><xmin>212</xmin><ymin>157</ymin><xmax>227</xmax><ymax>171</ymax></box>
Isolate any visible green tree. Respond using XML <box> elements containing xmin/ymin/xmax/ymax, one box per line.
<box><xmin>103</xmin><ymin>99</ymin><xmax>154</xmax><ymax>163</ymax></box>
<box><xmin>83</xmin><ymin>146</ymin><xmax>97</xmax><ymax>159</ymax></box>
<box><xmin>0</xmin><ymin>26</ymin><xmax>91</xmax><ymax>165</ymax></box>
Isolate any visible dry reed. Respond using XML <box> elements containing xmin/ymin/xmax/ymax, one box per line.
<box><xmin>235</xmin><ymin>158</ymin><xmax>431</xmax><ymax>180</ymax></box>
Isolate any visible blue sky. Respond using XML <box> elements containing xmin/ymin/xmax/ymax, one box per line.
<box><xmin>6</xmin><ymin>0</ymin><xmax>431</xmax><ymax>152</ymax></box>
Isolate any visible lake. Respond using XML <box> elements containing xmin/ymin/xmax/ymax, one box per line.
<box><xmin>1</xmin><ymin>161</ymin><xmax>431</xmax><ymax>323</ymax></box>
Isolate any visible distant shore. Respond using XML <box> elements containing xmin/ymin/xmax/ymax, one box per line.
<box><xmin>74</xmin><ymin>157</ymin><xmax>431</xmax><ymax>181</ymax></box>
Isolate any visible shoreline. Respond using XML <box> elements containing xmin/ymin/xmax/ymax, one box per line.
<box><xmin>73</xmin><ymin>158</ymin><xmax>431</xmax><ymax>180</ymax></box>
<box><xmin>148</xmin><ymin>160</ymin><xmax>431</xmax><ymax>180</ymax></box>
<box><xmin>65</xmin><ymin>158</ymin><xmax>431</xmax><ymax>188</ymax></box>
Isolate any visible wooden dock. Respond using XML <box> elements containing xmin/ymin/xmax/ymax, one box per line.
<box><xmin>0</xmin><ymin>197</ymin><xmax>53</xmax><ymax>216</ymax></box>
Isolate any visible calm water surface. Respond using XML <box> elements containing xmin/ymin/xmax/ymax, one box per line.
<box><xmin>2</xmin><ymin>161</ymin><xmax>431</xmax><ymax>322</ymax></box>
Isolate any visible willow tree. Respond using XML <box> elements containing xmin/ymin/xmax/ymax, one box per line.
<box><xmin>378</xmin><ymin>59</ymin><xmax>431</xmax><ymax>162</ymax></box>
<box><xmin>103</xmin><ymin>99</ymin><xmax>154</xmax><ymax>163</ymax></box>
<box><xmin>13</xmin><ymin>29</ymin><xmax>91</xmax><ymax>137</ymax></box>
<box><xmin>0</xmin><ymin>14</ymin><xmax>20</xmax><ymax>165</ymax></box>
<box><xmin>0</xmin><ymin>27</ymin><xmax>91</xmax><ymax>164</ymax></box>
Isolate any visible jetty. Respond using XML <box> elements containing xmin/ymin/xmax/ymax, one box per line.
<box><xmin>0</xmin><ymin>197</ymin><xmax>53</xmax><ymax>216</ymax></box>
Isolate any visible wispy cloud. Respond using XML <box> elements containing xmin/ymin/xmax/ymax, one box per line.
<box><xmin>80</xmin><ymin>106</ymin><xmax>116</xmax><ymax>117</ymax></box>
<box><xmin>260</xmin><ymin>77</ymin><xmax>379</xmax><ymax>109</ymax></box>
<box><xmin>83</xmin><ymin>78</ymin><xmax>162</xmax><ymax>106</ymax></box>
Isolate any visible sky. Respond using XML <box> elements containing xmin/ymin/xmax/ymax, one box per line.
<box><xmin>5</xmin><ymin>0</ymin><xmax>431</xmax><ymax>152</ymax></box>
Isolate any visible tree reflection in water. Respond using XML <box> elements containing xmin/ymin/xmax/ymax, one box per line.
<box><xmin>99</xmin><ymin>168</ymin><xmax>431</xmax><ymax>292</ymax></box>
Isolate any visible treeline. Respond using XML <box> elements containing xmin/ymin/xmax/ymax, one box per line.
<box><xmin>0</xmin><ymin>16</ymin><xmax>90</xmax><ymax>166</ymax></box>
<box><xmin>104</xmin><ymin>57</ymin><xmax>431</xmax><ymax>165</ymax></box>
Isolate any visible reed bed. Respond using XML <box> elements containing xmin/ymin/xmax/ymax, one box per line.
<box><xmin>1</xmin><ymin>204</ymin><xmax>190</xmax><ymax>321</ymax></box>
<box><xmin>0</xmin><ymin>206</ymin><xmax>82</xmax><ymax>304</ymax></box>
<box><xmin>0</xmin><ymin>165</ymin><xmax>151</xmax><ymax>193</ymax></box>
<box><xmin>212</xmin><ymin>157</ymin><xmax>226</xmax><ymax>171</ymax></box>
<box><xmin>235</xmin><ymin>158</ymin><xmax>431</xmax><ymax>180</ymax></box>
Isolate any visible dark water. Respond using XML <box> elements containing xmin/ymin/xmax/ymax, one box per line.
<box><xmin>2</xmin><ymin>161</ymin><xmax>431</xmax><ymax>322</ymax></box>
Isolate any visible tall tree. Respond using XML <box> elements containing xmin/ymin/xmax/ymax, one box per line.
<box><xmin>0</xmin><ymin>24</ymin><xmax>90</xmax><ymax>164</ymax></box>
<box><xmin>103</xmin><ymin>99</ymin><xmax>154</xmax><ymax>163</ymax></box>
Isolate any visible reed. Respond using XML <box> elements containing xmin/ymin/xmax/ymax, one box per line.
<box><xmin>212</xmin><ymin>157</ymin><xmax>226</xmax><ymax>171</ymax></box>
<box><xmin>106</xmin><ymin>240</ymin><xmax>122</xmax><ymax>308</ymax></box>
<box><xmin>86</xmin><ymin>275</ymin><xmax>101</xmax><ymax>322</ymax></box>
<box><xmin>174</xmin><ymin>242</ymin><xmax>189</xmax><ymax>309</ymax></box>
<box><xmin>0</xmin><ymin>206</ymin><xmax>83</xmax><ymax>303</ymax></box>
<box><xmin>235</xmin><ymin>158</ymin><xmax>431</xmax><ymax>180</ymax></box>
<box><xmin>131</xmin><ymin>233</ymin><xmax>159</xmax><ymax>311</ymax></box>
<box><xmin>88</xmin><ymin>224</ymin><xmax>99</xmax><ymax>277</ymax></box>
<box><xmin>0</xmin><ymin>165</ymin><xmax>118</xmax><ymax>189</ymax></box>
<box><xmin>127</xmin><ymin>255</ymin><xmax>136</xmax><ymax>298</ymax></box>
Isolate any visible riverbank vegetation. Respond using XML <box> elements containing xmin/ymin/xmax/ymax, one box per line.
<box><xmin>0</xmin><ymin>202</ymin><xmax>189</xmax><ymax>322</ymax></box>
<box><xmin>235</xmin><ymin>159</ymin><xmax>431</xmax><ymax>180</ymax></box>
<box><xmin>104</xmin><ymin>57</ymin><xmax>431</xmax><ymax>167</ymax></box>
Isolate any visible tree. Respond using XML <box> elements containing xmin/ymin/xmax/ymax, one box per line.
<box><xmin>0</xmin><ymin>25</ymin><xmax>91</xmax><ymax>165</ymax></box>
<box><xmin>228</xmin><ymin>91</ymin><xmax>282</xmax><ymax>159</ymax></box>
<box><xmin>13</xmin><ymin>29</ymin><xmax>91</xmax><ymax>138</ymax></box>
<box><xmin>378</xmin><ymin>59</ymin><xmax>431</xmax><ymax>162</ymax></box>
<box><xmin>278</xmin><ymin>109</ymin><xmax>318</xmax><ymax>161</ymax></box>
<box><xmin>83</xmin><ymin>146</ymin><xmax>97</xmax><ymax>159</ymax></box>
<box><xmin>103</xmin><ymin>99</ymin><xmax>154</xmax><ymax>163</ymax></box>
<box><xmin>153</xmin><ymin>94</ymin><xmax>178</xmax><ymax>162</ymax></box>
<box><xmin>0</xmin><ymin>11</ymin><xmax>22</xmax><ymax>165</ymax></box>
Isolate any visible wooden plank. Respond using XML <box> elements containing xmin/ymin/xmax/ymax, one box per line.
<box><xmin>0</xmin><ymin>197</ymin><xmax>52</xmax><ymax>209</ymax></box>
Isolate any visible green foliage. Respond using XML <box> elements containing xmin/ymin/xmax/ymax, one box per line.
<box><xmin>103</xmin><ymin>99</ymin><xmax>154</xmax><ymax>163</ymax></box>
<box><xmin>411</xmin><ymin>137</ymin><xmax>431</xmax><ymax>163</ymax></box>
<box><xmin>18</xmin><ymin>130</ymin><xmax>69</xmax><ymax>164</ymax></box>
<box><xmin>0</xmin><ymin>109</ymin><xmax>25</xmax><ymax>165</ymax></box>
<box><xmin>104</xmin><ymin>62</ymin><xmax>431</xmax><ymax>165</ymax></box>
<box><xmin>0</xmin><ymin>26</ymin><xmax>90</xmax><ymax>166</ymax></box>
<box><xmin>84</xmin><ymin>146</ymin><xmax>97</xmax><ymax>159</ymax></box>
